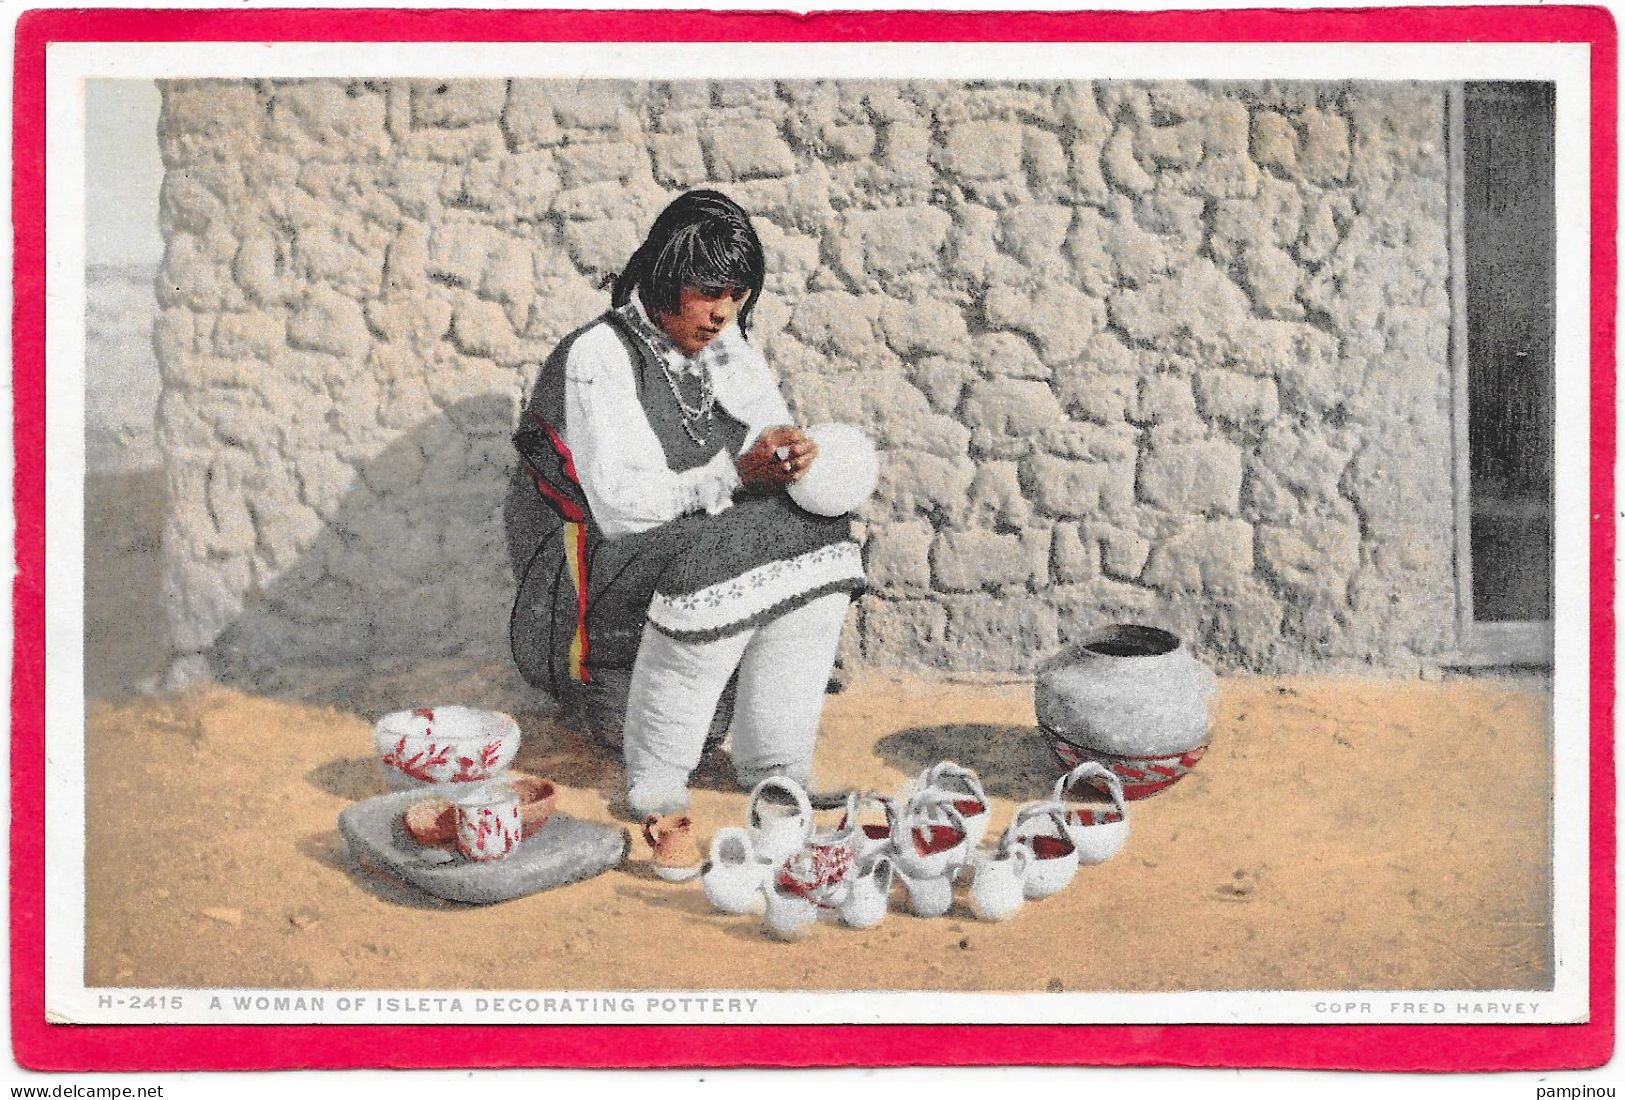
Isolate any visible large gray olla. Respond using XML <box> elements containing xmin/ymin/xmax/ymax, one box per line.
<box><xmin>339</xmin><ymin>789</ymin><xmax>629</xmax><ymax>905</ymax></box>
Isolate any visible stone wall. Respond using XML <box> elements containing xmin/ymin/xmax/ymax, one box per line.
<box><xmin>153</xmin><ymin>78</ymin><xmax>1455</xmax><ymax>683</ymax></box>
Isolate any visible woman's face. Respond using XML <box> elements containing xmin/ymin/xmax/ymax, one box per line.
<box><xmin>655</xmin><ymin>284</ymin><xmax>751</xmax><ymax>356</ymax></box>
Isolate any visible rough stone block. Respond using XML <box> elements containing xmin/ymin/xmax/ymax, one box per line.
<box><xmin>703</xmin><ymin>123</ymin><xmax>797</xmax><ymax>179</ymax></box>
<box><xmin>557</xmin><ymin>141</ymin><xmax>648</xmax><ymax>187</ymax></box>
<box><xmin>1020</xmin><ymin>455</ymin><xmax>1106</xmax><ymax>518</ymax></box>
<box><xmin>502</xmin><ymin>81</ymin><xmax>565</xmax><ymax>149</ymax></box>
<box><xmin>962</xmin><ymin>377</ymin><xmax>1067</xmax><ymax>457</ymax></box>
<box><xmin>965</xmin><ymin>462</ymin><xmax>1033</xmax><ymax>527</ymax></box>
<box><xmin>551</xmin><ymin>83</ymin><xmax>637</xmax><ymax>131</ymax></box>
<box><xmin>941</xmin><ymin>595</ymin><xmax>1061</xmax><ymax>673</ymax></box>
<box><xmin>1135</xmin><ymin>375</ymin><xmax>1198</xmax><ymax>425</ymax></box>
<box><xmin>998</xmin><ymin>205</ymin><xmax>1073</xmax><ymax>271</ymax></box>
<box><xmin>650</xmin><ymin>132</ymin><xmax>707</xmax><ymax>187</ymax></box>
<box><xmin>1023</xmin><ymin>127</ymin><xmax>1070</xmax><ymax>194</ymax></box>
<box><xmin>873</xmin><ymin>451</ymin><xmax>976</xmax><ymax>523</ymax></box>
<box><xmin>821</xmin><ymin>122</ymin><xmax>877</xmax><ymax>160</ymax></box>
<box><xmin>860</xmin><ymin>597</ymin><xmax>949</xmax><ymax>668</ymax></box>
<box><xmin>428</xmin><ymin>223</ymin><xmax>501</xmax><ymax>287</ymax></box>
<box><xmin>158</xmin><ymin>81</ymin><xmax>266</xmax><ymax>165</ymax></box>
<box><xmin>930</xmin><ymin>529</ymin><xmax>1036</xmax><ymax>591</ymax></box>
<box><xmin>1051</xmin><ymin>523</ymin><xmax>1099</xmax><ymax>584</ymax></box>
<box><xmin>1038</xmin><ymin>421</ymin><xmax>1138</xmax><ymax>464</ymax></box>
<box><xmin>785</xmin><ymin>372</ymin><xmax>966</xmax><ymax>457</ymax></box>
<box><xmin>366</xmin><ymin>293</ymin><xmax>454</xmax><ymax>346</ymax></box>
<box><xmin>909</xmin><ymin>357</ymin><xmax>975</xmax><ymax>414</ymax></box>
<box><xmin>1195</xmin><ymin>371</ymin><xmax>1280</xmax><ymax>426</ymax></box>
<box><xmin>1258</xmin><ymin>518</ymin><xmax>1361</xmax><ymax>602</ymax></box>
<box><xmin>938</xmin><ymin>120</ymin><xmax>1024</xmax><ymax>180</ymax></box>
<box><xmin>211</xmin><ymin>311</ymin><xmax>285</xmax><ymax>361</ymax></box>
<box><xmin>1107</xmin><ymin>259</ymin><xmax>1252</xmax><ymax>351</ymax></box>
<box><xmin>1136</xmin><ymin>119</ymin><xmax>1204</xmax><ymax>169</ymax></box>
<box><xmin>844</xmin><ymin>206</ymin><xmax>954</xmax><ymax>279</ymax></box>
<box><xmin>1141</xmin><ymin>517</ymin><xmax>1255</xmax><ymax>595</ymax></box>
<box><xmin>1250</xmin><ymin>110</ymin><xmax>1299</xmax><ymax>172</ymax></box>
<box><xmin>410</xmin><ymin>79</ymin><xmax>507</xmax><ymax>128</ymax></box>
<box><xmin>1137</xmin><ymin>438</ymin><xmax>1244</xmax><ymax>514</ymax></box>
<box><xmin>787</xmin><ymin>291</ymin><xmax>883</xmax><ymax>361</ymax></box>
<box><xmin>287</xmin><ymin>287</ymin><xmax>370</xmax><ymax>359</ymax></box>
<box><xmin>1102</xmin><ymin>123</ymin><xmax>1154</xmax><ymax>194</ymax></box>
<box><xmin>1236</xmin><ymin>242</ymin><xmax>1304</xmax><ymax>318</ymax></box>
<box><xmin>1055</xmin><ymin>369</ymin><xmax>1136</xmax><ymax>423</ymax></box>
<box><xmin>877</xmin><ymin>296</ymin><xmax>970</xmax><ymax>358</ymax></box>
<box><xmin>866</xmin><ymin>521</ymin><xmax>934</xmax><ymax>593</ymax></box>
<box><xmin>973</xmin><ymin>333</ymin><xmax>1048</xmax><ymax>381</ymax></box>
<box><xmin>1100</xmin><ymin>528</ymin><xmax>1152</xmax><ymax>580</ymax></box>
<box><xmin>450</xmin><ymin>298</ymin><xmax>518</xmax><ymax>361</ymax></box>
<box><xmin>983</xmin><ymin>283</ymin><xmax>1107</xmax><ymax>366</ymax></box>
<box><xmin>1298</xmin><ymin>107</ymin><xmax>1352</xmax><ymax>183</ymax></box>
<box><xmin>564</xmin><ymin>218</ymin><xmax>643</xmax><ymax>277</ymax></box>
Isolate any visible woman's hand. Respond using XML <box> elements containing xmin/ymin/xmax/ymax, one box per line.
<box><xmin>737</xmin><ymin>425</ymin><xmax>819</xmax><ymax>492</ymax></box>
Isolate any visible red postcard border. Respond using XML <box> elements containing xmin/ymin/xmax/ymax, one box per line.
<box><xmin>12</xmin><ymin>5</ymin><xmax>1616</xmax><ymax>1072</ymax></box>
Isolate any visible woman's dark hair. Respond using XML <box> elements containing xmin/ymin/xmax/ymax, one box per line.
<box><xmin>612</xmin><ymin>190</ymin><xmax>766</xmax><ymax>334</ymax></box>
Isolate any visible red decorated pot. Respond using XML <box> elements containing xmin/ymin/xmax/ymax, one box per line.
<box><xmin>1035</xmin><ymin>625</ymin><xmax>1215</xmax><ymax>800</ymax></box>
<box><xmin>374</xmin><ymin>705</ymin><xmax>520</xmax><ymax>788</ymax></box>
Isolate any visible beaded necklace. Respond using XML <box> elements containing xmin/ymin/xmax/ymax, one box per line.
<box><xmin>618</xmin><ymin>300</ymin><xmax>720</xmax><ymax>446</ymax></box>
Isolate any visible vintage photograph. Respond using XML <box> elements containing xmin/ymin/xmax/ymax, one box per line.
<box><xmin>43</xmin><ymin>22</ymin><xmax>1597</xmax><ymax>1049</ymax></box>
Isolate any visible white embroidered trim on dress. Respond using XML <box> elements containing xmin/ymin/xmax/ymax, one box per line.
<box><xmin>647</xmin><ymin>541</ymin><xmax>864</xmax><ymax>636</ymax></box>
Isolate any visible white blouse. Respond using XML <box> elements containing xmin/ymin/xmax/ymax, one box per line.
<box><xmin>561</xmin><ymin>300</ymin><xmax>794</xmax><ymax>540</ymax></box>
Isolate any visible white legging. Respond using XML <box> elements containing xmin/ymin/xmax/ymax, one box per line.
<box><xmin>623</xmin><ymin>592</ymin><xmax>850</xmax><ymax>815</ymax></box>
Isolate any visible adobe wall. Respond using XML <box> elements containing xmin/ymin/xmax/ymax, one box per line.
<box><xmin>153</xmin><ymin>78</ymin><xmax>1454</xmax><ymax>682</ymax></box>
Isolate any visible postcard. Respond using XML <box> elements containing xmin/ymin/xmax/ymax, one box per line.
<box><xmin>14</xmin><ymin>3</ymin><xmax>1615</xmax><ymax>1073</ymax></box>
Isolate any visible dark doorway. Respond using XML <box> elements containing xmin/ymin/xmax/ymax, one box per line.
<box><xmin>1462</xmin><ymin>81</ymin><xmax>1556</xmax><ymax>624</ymax></box>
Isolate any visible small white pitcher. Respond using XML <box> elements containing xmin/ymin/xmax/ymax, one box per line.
<box><xmin>1052</xmin><ymin>762</ymin><xmax>1130</xmax><ymax>865</ymax></box>
<box><xmin>836</xmin><ymin>854</ymin><xmax>896</xmax><ymax>930</ymax></box>
<box><xmin>745</xmin><ymin>776</ymin><xmax>815</xmax><ymax>868</ymax></box>
<box><xmin>1005</xmin><ymin>801</ymin><xmax>1079</xmax><ymax>900</ymax></box>
<box><xmin>701</xmin><ymin>827</ymin><xmax>768</xmax><ymax>915</ymax></box>
<box><xmin>918</xmin><ymin>761</ymin><xmax>991</xmax><ymax>850</ymax></box>
<box><xmin>761</xmin><ymin>878</ymin><xmax>820</xmax><ymax>941</ymax></box>
<box><xmin>968</xmin><ymin>844</ymin><xmax>1032</xmax><ymax>923</ymax></box>
<box><xmin>898</xmin><ymin>866</ymin><xmax>955</xmax><ymax>918</ymax></box>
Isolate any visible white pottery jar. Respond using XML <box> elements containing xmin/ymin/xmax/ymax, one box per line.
<box><xmin>1004</xmin><ymin>801</ymin><xmax>1079</xmax><ymax>900</ymax></box>
<box><xmin>917</xmin><ymin>762</ymin><xmax>991</xmax><ymax>850</ymax></box>
<box><xmin>1034</xmin><ymin>625</ymin><xmax>1218</xmax><ymax>800</ymax></box>
<box><xmin>745</xmin><ymin>776</ymin><xmax>815</xmax><ymax>868</ymax></box>
<box><xmin>1052</xmin><ymin>762</ymin><xmax>1130</xmax><ymax>865</ymax></box>
<box><xmin>836</xmin><ymin>855</ymin><xmax>896</xmax><ymax>929</ymax></box>
<box><xmin>761</xmin><ymin>879</ymin><xmax>820</xmax><ymax>941</ymax></box>
<box><xmin>968</xmin><ymin>845</ymin><xmax>1032</xmax><ymax>922</ymax></box>
<box><xmin>889</xmin><ymin>796</ymin><xmax>970</xmax><ymax>881</ymax></box>
<box><xmin>701</xmin><ymin>827</ymin><xmax>768</xmax><ymax>915</ymax></box>
<box><xmin>897</xmin><ymin>867</ymin><xmax>955</xmax><ymax>918</ymax></box>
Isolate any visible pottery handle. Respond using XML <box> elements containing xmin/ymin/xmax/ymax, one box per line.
<box><xmin>1006</xmin><ymin>799</ymin><xmax>1069</xmax><ymax>846</ymax></box>
<box><xmin>1055</xmin><ymin>762</ymin><xmax>1126</xmax><ymax>817</ymax></box>
<box><xmin>641</xmin><ymin>815</ymin><xmax>660</xmax><ymax>852</ymax></box>
<box><xmin>746</xmin><ymin>776</ymin><xmax>815</xmax><ymax>838</ymax></box>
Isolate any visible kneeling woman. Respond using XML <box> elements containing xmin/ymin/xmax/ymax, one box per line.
<box><xmin>508</xmin><ymin>191</ymin><xmax>865</xmax><ymax>816</ymax></box>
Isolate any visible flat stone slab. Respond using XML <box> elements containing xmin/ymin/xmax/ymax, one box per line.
<box><xmin>338</xmin><ymin>789</ymin><xmax>629</xmax><ymax>905</ymax></box>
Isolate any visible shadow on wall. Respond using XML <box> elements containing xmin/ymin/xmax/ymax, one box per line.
<box><xmin>193</xmin><ymin>395</ymin><xmax>548</xmax><ymax>719</ymax></box>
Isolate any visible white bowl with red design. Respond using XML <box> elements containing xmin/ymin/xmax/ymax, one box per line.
<box><xmin>373</xmin><ymin>706</ymin><xmax>520</xmax><ymax>789</ymax></box>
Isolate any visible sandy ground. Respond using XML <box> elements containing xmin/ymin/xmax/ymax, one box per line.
<box><xmin>82</xmin><ymin>472</ymin><xmax>1554</xmax><ymax>993</ymax></box>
